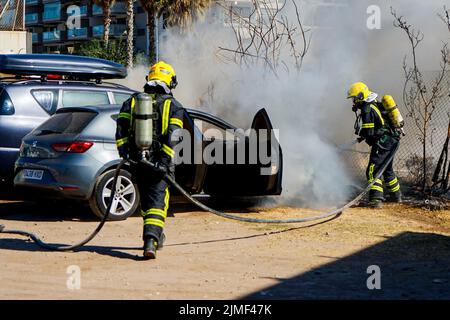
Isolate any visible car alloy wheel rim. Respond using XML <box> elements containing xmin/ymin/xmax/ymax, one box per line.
<box><xmin>102</xmin><ymin>175</ymin><xmax>136</xmax><ymax>217</ymax></box>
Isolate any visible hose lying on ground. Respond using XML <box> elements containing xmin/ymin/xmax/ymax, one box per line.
<box><xmin>0</xmin><ymin>160</ymin><xmax>127</xmax><ymax>251</ymax></box>
<box><xmin>0</xmin><ymin>143</ymin><xmax>399</xmax><ymax>250</ymax></box>
<box><xmin>153</xmin><ymin>141</ymin><xmax>399</xmax><ymax>224</ymax></box>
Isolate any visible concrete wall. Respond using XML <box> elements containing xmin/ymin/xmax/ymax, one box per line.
<box><xmin>0</xmin><ymin>31</ymin><xmax>31</xmax><ymax>54</ymax></box>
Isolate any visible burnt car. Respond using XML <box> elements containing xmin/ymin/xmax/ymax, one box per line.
<box><xmin>14</xmin><ymin>105</ymin><xmax>283</xmax><ymax>220</ymax></box>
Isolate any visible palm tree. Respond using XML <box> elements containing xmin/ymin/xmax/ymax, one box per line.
<box><xmin>92</xmin><ymin>0</ymin><xmax>117</xmax><ymax>45</ymax></box>
<box><xmin>164</xmin><ymin>0</ymin><xmax>211</xmax><ymax>28</ymax></box>
<box><xmin>139</xmin><ymin>0</ymin><xmax>212</xmax><ymax>63</ymax></box>
<box><xmin>126</xmin><ymin>0</ymin><xmax>134</xmax><ymax>69</ymax></box>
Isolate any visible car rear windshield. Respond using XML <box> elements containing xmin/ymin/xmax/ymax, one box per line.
<box><xmin>33</xmin><ymin>111</ymin><xmax>97</xmax><ymax>135</ymax></box>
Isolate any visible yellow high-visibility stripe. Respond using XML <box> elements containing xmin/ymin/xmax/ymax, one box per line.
<box><xmin>370</xmin><ymin>104</ymin><xmax>385</xmax><ymax>126</ymax></box>
<box><xmin>375</xmin><ymin>179</ymin><xmax>383</xmax><ymax>185</ymax></box>
<box><xmin>370</xmin><ymin>185</ymin><xmax>384</xmax><ymax>192</ymax></box>
<box><xmin>361</xmin><ymin>123</ymin><xmax>375</xmax><ymax>129</ymax></box>
<box><xmin>141</xmin><ymin>208</ymin><xmax>166</xmax><ymax>218</ymax></box>
<box><xmin>164</xmin><ymin>187</ymin><xmax>169</xmax><ymax>214</ymax></box>
<box><xmin>368</xmin><ymin>164</ymin><xmax>375</xmax><ymax>183</ymax></box>
<box><xmin>169</xmin><ymin>118</ymin><xmax>183</xmax><ymax>128</ymax></box>
<box><xmin>386</xmin><ymin>177</ymin><xmax>398</xmax><ymax>187</ymax></box>
<box><xmin>143</xmin><ymin>218</ymin><xmax>165</xmax><ymax>228</ymax></box>
<box><xmin>130</xmin><ymin>96</ymin><xmax>136</xmax><ymax>124</ymax></box>
<box><xmin>390</xmin><ymin>184</ymin><xmax>401</xmax><ymax>193</ymax></box>
<box><xmin>116</xmin><ymin>137</ymin><xmax>128</xmax><ymax>147</ymax></box>
<box><xmin>118</xmin><ymin>112</ymin><xmax>131</xmax><ymax>120</ymax></box>
<box><xmin>161</xmin><ymin>144</ymin><xmax>175</xmax><ymax>157</ymax></box>
<box><xmin>162</xmin><ymin>99</ymin><xmax>171</xmax><ymax>135</ymax></box>
<box><xmin>130</xmin><ymin>97</ymin><xmax>136</xmax><ymax>113</ymax></box>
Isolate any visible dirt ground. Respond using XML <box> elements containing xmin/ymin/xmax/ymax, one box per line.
<box><xmin>1</xmin><ymin>197</ymin><xmax>449</xmax><ymax>300</ymax></box>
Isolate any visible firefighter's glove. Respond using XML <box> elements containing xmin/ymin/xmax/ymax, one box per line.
<box><xmin>152</xmin><ymin>162</ymin><xmax>168</xmax><ymax>180</ymax></box>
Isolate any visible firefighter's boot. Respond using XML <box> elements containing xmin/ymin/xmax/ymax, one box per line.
<box><xmin>367</xmin><ymin>199</ymin><xmax>383</xmax><ymax>209</ymax></box>
<box><xmin>386</xmin><ymin>191</ymin><xmax>402</xmax><ymax>203</ymax></box>
<box><xmin>158</xmin><ymin>233</ymin><xmax>166</xmax><ymax>250</ymax></box>
<box><xmin>143</xmin><ymin>237</ymin><xmax>158</xmax><ymax>259</ymax></box>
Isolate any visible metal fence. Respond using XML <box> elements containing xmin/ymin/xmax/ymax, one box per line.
<box><xmin>0</xmin><ymin>0</ymin><xmax>25</xmax><ymax>31</ymax></box>
<box><xmin>341</xmin><ymin>71</ymin><xmax>450</xmax><ymax>189</ymax></box>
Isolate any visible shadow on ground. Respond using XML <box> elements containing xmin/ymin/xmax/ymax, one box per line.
<box><xmin>0</xmin><ymin>200</ymin><xmax>96</xmax><ymax>222</ymax></box>
<box><xmin>0</xmin><ymin>193</ymin><xmax>341</xmax><ymax>261</ymax></box>
<box><xmin>242</xmin><ymin>232</ymin><xmax>450</xmax><ymax>299</ymax></box>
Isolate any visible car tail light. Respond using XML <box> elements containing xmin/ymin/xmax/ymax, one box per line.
<box><xmin>52</xmin><ymin>141</ymin><xmax>94</xmax><ymax>153</ymax></box>
<box><xmin>47</xmin><ymin>74</ymin><xmax>63</xmax><ymax>80</ymax></box>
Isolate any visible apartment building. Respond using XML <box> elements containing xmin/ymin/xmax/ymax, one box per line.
<box><xmin>25</xmin><ymin>0</ymin><xmax>148</xmax><ymax>53</ymax></box>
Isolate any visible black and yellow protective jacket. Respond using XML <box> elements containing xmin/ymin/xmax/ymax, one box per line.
<box><xmin>358</xmin><ymin>101</ymin><xmax>392</xmax><ymax>147</ymax></box>
<box><xmin>115</xmin><ymin>90</ymin><xmax>184</xmax><ymax>165</ymax></box>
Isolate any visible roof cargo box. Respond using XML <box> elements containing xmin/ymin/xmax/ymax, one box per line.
<box><xmin>0</xmin><ymin>54</ymin><xmax>127</xmax><ymax>80</ymax></box>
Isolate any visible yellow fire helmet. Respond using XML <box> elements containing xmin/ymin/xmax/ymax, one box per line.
<box><xmin>148</xmin><ymin>61</ymin><xmax>178</xmax><ymax>89</ymax></box>
<box><xmin>347</xmin><ymin>82</ymin><xmax>371</xmax><ymax>102</ymax></box>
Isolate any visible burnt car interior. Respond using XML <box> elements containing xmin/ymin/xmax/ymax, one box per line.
<box><xmin>176</xmin><ymin>109</ymin><xmax>282</xmax><ymax>197</ymax></box>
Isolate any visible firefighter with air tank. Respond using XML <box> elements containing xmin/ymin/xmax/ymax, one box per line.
<box><xmin>115</xmin><ymin>61</ymin><xmax>185</xmax><ymax>259</ymax></box>
<box><xmin>347</xmin><ymin>82</ymin><xmax>404</xmax><ymax>208</ymax></box>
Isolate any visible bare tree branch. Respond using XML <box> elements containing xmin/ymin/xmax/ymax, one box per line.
<box><xmin>216</xmin><ymin>0</ymin><xmax>310</xmax><ymax>76</ymax></box>
<box><xmin>392</xmin><ymin>7</ymin><xmax>449</xmax><ymax>194</ymax></box>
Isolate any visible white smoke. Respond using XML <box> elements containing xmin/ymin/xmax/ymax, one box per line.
<box><xmin>118</xmin><ymin>0</ymin><xmax>450</xmax><ymax>207</ymax></box>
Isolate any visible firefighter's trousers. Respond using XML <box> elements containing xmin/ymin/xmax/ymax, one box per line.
<box><xmin>134</xmin><ymin>161</ymin><xmax>174</xmax><ymax>244</ymax></box>
<box><xmin>366</xmin><ymin>136</ymin><xmax>401</xmax><ymax>201</ymax></box>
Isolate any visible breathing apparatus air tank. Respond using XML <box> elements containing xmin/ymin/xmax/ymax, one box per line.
<box><xmin>134</xmin><ymin>93</ymin><xmax>156</xmax><ymax>154</ymax></box>
<box><xmin>381</xmin><ymin>95</ymin><xmax>405</xmax><ymax>134</ymax></box>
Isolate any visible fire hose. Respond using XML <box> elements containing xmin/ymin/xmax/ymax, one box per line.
<box><xmin>0</xmin><ymin>142</ymin><xmax>399</xmax><ymax>251</ymax></box>
<box><xmin>0</xmin><ymin>159</ymin><xmax>127</xmax><ymax>251</ymax></box>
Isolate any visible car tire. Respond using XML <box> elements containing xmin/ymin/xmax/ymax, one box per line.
<box><xmin>89</xmin><ymin>168</ymin><xmax>140</xmax><ymax>221</ymax></box>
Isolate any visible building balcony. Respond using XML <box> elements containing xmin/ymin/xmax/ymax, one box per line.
<box><xmin>92</xmin><ymin>2</ymin><xmax>127</xmax><ymax>16</ymax></box>
<box><xmin>92</xmin><ymin>25</ymin><xmax>103</xmax><ymax>37</ymax></box>
<box><xmin>92</xmin><ymin>24</ymin><xmax>126</xmax><ymax>37</ymax></box>
<box><xmin>25</xmin><ymin>13</ymin><xmax>40</xmax><ymax>25</ymax></box>
<box><xmin>26</xmin><ymin>0</ymin><xmax>40</xmax><ymax>5</ymax></box>
<box><xmin>32</xmin><ymin>33</ymin><xmax>40</xmax><ymax>43</ymax></box>
<box><xmin>43</xmin><ymin>2</ymin><xmax>61</xmax><ymax>21</ymax></box>
<box><xmin>67</xmin><ymin>27</ymin><xmax>88</xmax><ymax>39</ymax></box>
<box><xmin>43</xmin><ymin>30</ymin><xmax>61</xmax><ymax>42</ymax></box>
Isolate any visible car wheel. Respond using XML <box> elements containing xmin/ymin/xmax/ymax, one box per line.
<box><xmin>89</xmin><ymin>169</ymin><xmax>140</xmax><ymax>221</ymax></box>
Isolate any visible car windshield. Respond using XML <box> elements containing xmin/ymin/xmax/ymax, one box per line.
<box><xmin>33</xmin><ymin>111</ymin><xmax>97</xmax><ymax>135</ymax></box>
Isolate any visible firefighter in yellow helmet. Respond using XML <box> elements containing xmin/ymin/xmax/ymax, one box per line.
<box><xmin>115</xmin><ymin>61</ymin><xmax>185</xmax><ymax>259</ymax></box>
<box><xmin>347</xmin><ymin>82</ymin><xmax>403</xmax><ymax>208</ymax></box>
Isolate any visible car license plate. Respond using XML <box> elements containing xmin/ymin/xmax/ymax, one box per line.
<box><xmin>23</xmin><ymin>169</ymin><xmax>44</xmax><ymax>180</ymax></box>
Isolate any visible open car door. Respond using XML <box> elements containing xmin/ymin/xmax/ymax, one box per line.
<box><xmin>201</xmin><ymin>108</ymin><xmax>282</xmax><ymax>196</ymax></box>
<box><xmin>173</xmin><ymin>110</ymin><xmax>208</xmax><ymax>195</ymax></box>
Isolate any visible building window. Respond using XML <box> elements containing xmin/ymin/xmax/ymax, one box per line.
<box><xmin>25</xmin><ymin>13</ymin><xmax>39</xmax><ymax>24</ymax></box>
<box><xmin>92</xmin><ymin>4</ymin><xmax>103</xmax><ymax>15</ymax></box>
<box><xmin>67</xmin><ymin>27</ymin><xmax>88</xmax><ymax>39</ymax></box>
<box><xmin>43</xmin><ymin>30</ymin><xmax>61</xmax><ymax>42</ymax></box>
<box><xmin>111</xmin><ymin>24</ymin><xmax>126</xmax><ymax>36</ymax></box>
<box><xmin>43</xmin><ymin>2</ymin><xmax>61</xmax><ymax>21</ymax></box>
<box><xmin>92</xmin><ymin>25</ymin><xmax>104</xmax><ymax>37</ymax></box>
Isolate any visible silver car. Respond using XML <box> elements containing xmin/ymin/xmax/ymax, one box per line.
<box><xmin>14</xmin><ymin>105</ymin><xmax>283</xmax><ymax>221</ymax></box>
<box><xmin>0</xmin><ymin>78</ymin><xmax>135</xmax><ymax>184</ymax></box>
